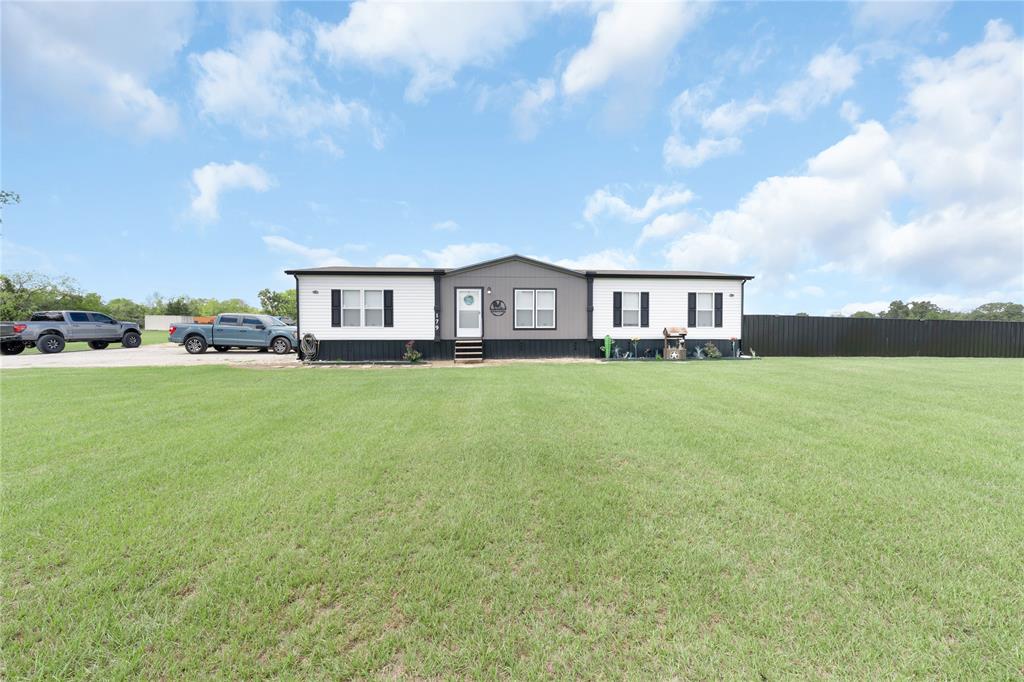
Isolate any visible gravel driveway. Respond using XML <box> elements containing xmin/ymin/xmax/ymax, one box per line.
<box><xmin>0</xmin><ymin>343</ymin><xmax>300</xmax><ymax>369</ymax></box>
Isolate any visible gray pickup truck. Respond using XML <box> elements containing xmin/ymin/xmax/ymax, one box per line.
<box><xmin>169</xmin><ymin>313</ymin><xmax>297</xmax><ymax>354</ymax></box>
<box><xmin>0</xmin><ymin>311</ymin><xmax>143</xmax><ymax>355</ymax></box>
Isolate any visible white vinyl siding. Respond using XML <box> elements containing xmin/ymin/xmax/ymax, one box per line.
<box><xmin>297</xmin><ymin>275</ymin><xmax>435</xmax><ymax>340</ymax></box>
<box><xmin>594</xmin><ymin>277</ymin><xmax>743</xmax><ymax>339</ymax></box>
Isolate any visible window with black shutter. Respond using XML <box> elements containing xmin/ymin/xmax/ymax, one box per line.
<box><xmin>687</xmin><ymin>292</ymin><xmax>697</xmax><ymax>327</ymax></box>
<box><xmin>613</xmin><ymin>291</ymin><xmax>622</xmax><ymax>327</ymax></box>
<box><xmin>714</xmin><ymin>292</ymin><xmax>723</xmax><ymax>328</ymax></box>
<box><xmin>640</xmin><ymin>292</ymin><xmax>649</xmax><ymax>327</ymax></box>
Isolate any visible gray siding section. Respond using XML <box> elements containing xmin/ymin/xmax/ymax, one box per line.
<box><xmin>440</xmin><ymin>260</ymin><xmax>587</xmax><ymax>339</ymax></box>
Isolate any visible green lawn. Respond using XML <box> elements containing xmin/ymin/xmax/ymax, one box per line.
<box><xmin>2</xmin><ymin>359</ymin><xmax>1022</xmax><ymax>678</ymax></box>
<box><xmin>20</xmin><ymin>329</ymin><xmax>168</xmax><ymax>355</ymax></box>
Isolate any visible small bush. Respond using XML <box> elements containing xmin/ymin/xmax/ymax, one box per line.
<box><xmin>403</xmin><ymin>340</ymin><xmax>423</xmax><ymax>363</ymax></box>
<box><xmin>703</xmin><ymin>342</ymin><xmax>722</xmax><ymax>359</ymax></box>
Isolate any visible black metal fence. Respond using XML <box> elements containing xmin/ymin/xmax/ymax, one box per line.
<box><xmin>742</xmin><ymin>315</ymin><xmax>1024</xmax><ymax>357</ymax></box>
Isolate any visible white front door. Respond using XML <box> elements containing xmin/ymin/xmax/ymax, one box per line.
<box><xmin>456</xmin><ymin>288</ymin><xmax>482</xmax><ymax>337</ymax></box>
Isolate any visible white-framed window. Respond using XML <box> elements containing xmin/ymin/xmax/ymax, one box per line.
<box><xmin>621</xmin><ymin>291</ymin><xmax>641</xmax><ymax>327</ymax></box>
<box><xmin>342</xmin><ymin>289</ymin><xmax>384</xmax><ymax>327</ymax></box>
<box><xmin>697</xmin><ymin>292</ymin><xmax>714</xmax><ymax>327</ymax></box>
<box><xmin>342</xmin><ymin>290</ymin><xmax>361</xmax><ymax>326</ymax></box>
<box><xmin>363</xmin><ymin>290</ymin><xmax>384</xmax><ymax>327</ymax></box>
<box><xmin>514</xmin><ymin>289</ymin><xmax>556</xmax><ymax>329</ymax></box>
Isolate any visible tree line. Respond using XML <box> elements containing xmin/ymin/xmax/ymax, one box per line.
<box><xmin>0</xmin><ymin>272</ymin><xmax>297</xmax><ymax>326</ymax></box>
<box><xmin>846</xmin><ymin>300</ymin><xmax>1024</xmax><ymax>322</ymax></box>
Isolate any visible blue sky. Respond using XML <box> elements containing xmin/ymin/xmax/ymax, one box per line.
<box><xmin>2</xmin><ymin>1</ymin><xmax>1021</xmax><ymax>315</ymax></box>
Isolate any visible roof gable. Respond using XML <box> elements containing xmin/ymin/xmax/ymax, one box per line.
<box><xmin>443</xmin><ymin>254</ymin><xmax>584</xmax><ymax>278</ymax></box>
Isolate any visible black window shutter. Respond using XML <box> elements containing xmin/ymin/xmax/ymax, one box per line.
<box><xmin>331</xmin><ymin>289</ymin><xmax>341</xmax><ymax>327</ymax></box>
<box><xmin>714</xmin><ymin>293</ymin><xmax>723</xmax><ymax>327</ymax></box>
<box><xmin>640</xmin><ymin>292</ymin><xmax>649</xmax><ymax>327</ymax></box>
<box><xmin>383</xmin><ymin>290</ymin><xmax>394</xmax><ymax>327</ymax></box>
<box><xmin>612</xmin><ymin>291</ymin><xmax>622</xmax><ymax>327</ymax></box>
<box><xmin>687</xmin><ymin>292</ymin><xmax>697</xmax><ymax>327</ymax></box>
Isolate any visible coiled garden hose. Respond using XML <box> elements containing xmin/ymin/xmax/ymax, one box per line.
<box><xmin>300</xmin><ymin>333</ymin><xmax>319</xmax><ymax>361</ymax></box>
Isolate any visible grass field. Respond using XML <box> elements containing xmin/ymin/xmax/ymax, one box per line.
<box><xmin>19</xmin><ymin>329</ymin><xmax>168</xmax><ymax>355</ymax></box>
<box><xmin>2</xmin><ymin>359</ymin><xmax>1022</xmax><ymax>678</ymax></box>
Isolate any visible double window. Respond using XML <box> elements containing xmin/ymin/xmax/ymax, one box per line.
<box><xmin>514</xmin><ymin>289</ymin><xmax>555</xmax><ymax>329</ymax></box>
<box><xmin>342</xmin><ymin>289</ymin><xmax>384</xmax><ymax>327</ymax></box>
<box><xmin>332</xmin><ymin>289</ymin><xmax>393</xmax><ymax>328</ymax></box>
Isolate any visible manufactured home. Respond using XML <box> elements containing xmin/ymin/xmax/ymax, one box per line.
<box><xmin>287</xmin><ymin>255</ymin><xmax>752</xmax><ymax>361</ymax></box>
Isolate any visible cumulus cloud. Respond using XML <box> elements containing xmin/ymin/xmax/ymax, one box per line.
<box><xmin>512</xmin><ymin>78</ymin><xmax>557</xmax><ymax>140</ymax></box>
<box><xmin>662</xmin><ymin>21</ymin><xmax>1023</xmax><ymax>295</ymax></box>
<box><xmin>665</xmin><ymin>45</ymin><xmax>861</xmax><ymax>168</ymax></box>
<box><xmin>584</xmin><ymin>184</ymin><xmax>695</xmax><ymax>223</ymax></box>
<box><xmin>263</xmin><ymin>235</ymin><xmax>351</xmax><ymax>267</ymax></box>
<box><xmin>432</xmin><ymin>220</ymin><xmax>459</xmax><ymax>232</ymax></box>
<box><xmin>851</xmin><ymin>1</ymin><xmax>951</xmax><ymax>35</ymax></box>
<box><xmin>3</xmin><ymin>2</ymin><xmax>192</xmax><ymax>136</ymax></box>
<box><xmin>190</xmin><ymin>162</ymin><xmax>274</xmax><ymax>222</ymax></box>
<box><xmin>193</xmin><ymin>29</ymin><xmax>382</xmax><ymax>152</ymax></box>
<box><xmin>551</xmin><ymin>249</ymin><xmax>639</xmax><ymax>270</ymax></box>
<box><xmin>422</xmin><ymin>243</ymin><xmax>507</xmax><ymax>268</ymax></box>
<box><xmin>315</xmin><ymin>2</ymin><xmax>538</xmax><ymax>102</ymax></box>
<box><xmin>561</xmin><ymin>2</ymin><xmax>709</xmax><ymax>98</ymax></box>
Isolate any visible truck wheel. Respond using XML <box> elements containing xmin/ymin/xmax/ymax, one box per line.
<box><xmin>1</xmin><ymin>341</ymin><xmax>26</xmax><ymax>355</ymax></box>
<box><xmin>37</xmin><ymin>334</ymin><xmax>65</xmax><ymax>354</ymax></box>
<box><xmin>214</xmin><ymin>345</ymin><xmax>230</xmax><ymax>353</ymax></box>
<box><xmin>88</xmin><ymin>341</ymin><xmax>110</xmax><ymax>350</ymax></box>
<box><xmin>184</xmin><ymin>335</ymin><xmax>208</xmax><ymax>354</ymax></box>
<box><xmin>270</xmin><ymin>337</ymin><xmax>291</xmax><ymax>354</ymax></box>
<box><xmin>122</xmin><ymin>331</ymin><xmax>142</xmax><ymax>348</ymax></box>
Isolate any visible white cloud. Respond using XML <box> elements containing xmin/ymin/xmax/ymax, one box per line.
<box><xmin>191</xmin><ymin>162</ymin><xmax>274</xmax><ymax>222</ymax></box>
<box><xmin>637</xmin><ymin>211</ymin><xmax>701</xmax><ymax>246</ymax></box>
<box><xmin>663</xmin><ymin>21</ymin><xmax>1023</xmax><ymax>295</ymax></box>
<box><xmin>840</xmin><ymin>100</ymin><xmax>862</xmax><ymax>123</ymax></box>
<box><xmin>665</xmin><ymin>46</ymin><xmax>861</xmax><ymax>168</ymax></box>
<box><xmin>512</xmin><ymin>78</ymin><xmax>557</xmax><ymax>140</ymax></box>
<box><xmin>561</xmin><ymin>2</ymin><xmax>709</xmax><ymax>98</ymax></box>
<box><xmin>315</xmin><ymin>2</ymin><xmax>538</xmax><ymax>102</ymax></box>
<box><xmin>584</xmin><ymin>185</ymin><xmax>695</xmax><ymax>223</ymax></box>
<box><xmin>432</xmin><ymin>220</ymin><xmax>459</xmax><ymax>232</ymax></box>
<box><xmin>193</xmin><ymin>29</ymin><xmax>382</xmax><ymax>151</ymax></box>
<box><xmin>376</xmin><ymin>253</ymin><xmax>422</xmax><ymax>267</ymax></box>
<box><xmin>552</xmin><ymin>249</ymin><xmax>639</xmax><ymax>270</ymax></box>
<box><xmin>663</xmin><ymin>135</ymin><xmax>742</xmax><ymax>168</ymax></box>
<box><xmin>852</xmin><ymin>1</ymin><xmax>951</xmax><ymax>35</ymax></box>
<box><xmin>262</xmin><ymin>235</ymin><xmax>350</xmax><ymax>267</ymax></box>
<box><xmin>422</xmin><ymin>243</ymin><xmax>507</xmax><ymax>268</ymax></box>
<box><xmin>3</xmin><ymin>2</ymin><xmax>192</xmax><ymax>136</ymax></box>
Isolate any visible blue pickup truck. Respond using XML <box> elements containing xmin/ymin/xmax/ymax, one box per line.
<box><xmin>169</xmin><ymin>313</ymin><xmax>297</xmax><ymax>354</ymax></box>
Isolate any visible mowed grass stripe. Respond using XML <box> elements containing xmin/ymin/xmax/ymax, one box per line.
<box><xmin>2</xmin><ymin>359</ymin><xmax>1022</xmax><ymax>678</ymax></box>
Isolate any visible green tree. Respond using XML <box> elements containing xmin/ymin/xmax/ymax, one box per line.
<box><xmin>850</xmin><ymin>311</ymin><xmax>876</xmax><ymax>318</ymax></box>
<box><xmin>0</xmin><ymin>271</ymin><xmax>86</xmax><ymax>319</ymax></box>
<box><xmin>794</xmin><ymin>312</ymin><xmax>809</xmax><ymax>317</ymax></box>
<box><xmin>0</xmin><ymin>190</ymin><xmax>20</xmax><ymax>223</ymax></box>
<box><xmin>164</xmin><ymin>296</ymin><xmax>196</xmax><ymax>316</ymax></box>
<box><xmin>258</xmin><ymin>288</ymin><xmax>297</xmax><ymax>319</ymax></box>
<box><xmin>966</xmin><ymin>302</ymin><xmax>1024</xmax><ymax>321</ymax></box>
<box><xmin>105</xmin><ymin>297</ymin><xmax>149</xmax><ymax>323</ymax></box>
